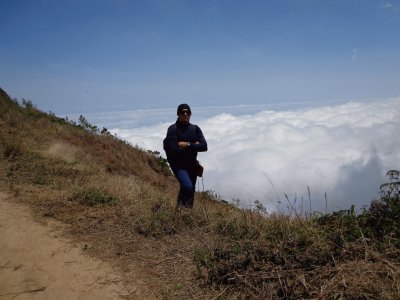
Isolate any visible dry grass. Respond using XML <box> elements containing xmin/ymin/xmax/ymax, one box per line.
<box><xmin>1</xmin><ymin>87</ymin><xmax>399</xmax><ymax>299</ymax></box>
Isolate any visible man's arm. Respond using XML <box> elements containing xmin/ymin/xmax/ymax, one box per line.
<box><xmin>163</xmin><ymin>125</ymin><xmax>186</xmax><ymax>154</ymax></box>
<box><xmin>188</xmin><ymin>125</ymin><xmax>207</xmax><ymax>152</ymax></box>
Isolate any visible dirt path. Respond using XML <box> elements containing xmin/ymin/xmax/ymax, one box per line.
<box><xmin>0</xmin><ymin>192</ymin><xmax>133</xmax><ymax>300</ymax></box>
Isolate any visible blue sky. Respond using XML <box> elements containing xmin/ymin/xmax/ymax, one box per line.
<box><xmin>1</xmin><ymin>0</ymin><xmax>400</xmax><ymax>114</ymax></box>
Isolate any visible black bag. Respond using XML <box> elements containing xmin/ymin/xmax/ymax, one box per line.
<box><xmin>196</xmin><ymin>160</ymin><xmax>204</xmax><ymax>177</ymax></box>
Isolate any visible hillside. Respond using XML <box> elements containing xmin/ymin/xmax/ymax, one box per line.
<box><xmin>1</xmin><ymin>87</ymin><xmax>399</xmax><ymax>299</ymax></box>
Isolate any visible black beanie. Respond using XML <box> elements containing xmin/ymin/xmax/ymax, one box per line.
<box><xmin>177</xmin><ymin>103</ymin><xmax>191</xmax><ymax>115</ymax></box>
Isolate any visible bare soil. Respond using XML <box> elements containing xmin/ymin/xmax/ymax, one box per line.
<box><xmin>0</xmin><ymin>192</ymin><xmax>134</xmax><ymax>300</ymax></box>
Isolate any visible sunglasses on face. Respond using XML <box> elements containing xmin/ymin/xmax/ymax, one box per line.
<box><xmin>179</xmin><ymin>110</ymin><xmax>191</xmax><ymax>116</ymax></box>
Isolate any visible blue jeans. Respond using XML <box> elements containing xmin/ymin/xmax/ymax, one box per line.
<box><xmin>172</xmin><ymin>168</ymin><xmax>197</xmax><ymax>208</ymax></box>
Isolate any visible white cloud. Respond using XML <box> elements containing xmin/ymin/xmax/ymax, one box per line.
<box><xmin>382</xmin><ymin>1</ymin><xmax>400</xmax><ymax>11</ymax></box>
<box><xmin>111</xmin><ymin>97</ymin><xmax>400</xmax><ymax>213</ymax></box>
<box><xmin>383</xmin><ymin>1</ymin><xmax>393</xmax><ymax>9</ymax></box>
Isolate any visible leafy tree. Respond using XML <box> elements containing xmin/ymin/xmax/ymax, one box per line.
<box><xmin>361</xmin><ymin>170</ymin><xmax>400</xmax><ymax>241</ymax></box>
<box><xmin>78</xmin><ymin>115</ymin><xmax>98</xmax><ymax>134</ymax></box>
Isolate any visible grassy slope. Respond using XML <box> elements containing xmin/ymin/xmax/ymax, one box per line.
<box><xmin>1</xmin><ymin>87</ymin><xmax>399</xmax><ymax>299</ymax></box>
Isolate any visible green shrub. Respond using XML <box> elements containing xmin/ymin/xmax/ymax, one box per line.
<box><xmin>360</xmin><ymin>170</ymin><xmax>400</xmax><ymax>243</ymax></box>
<box><xmin>147</xmin><ymin>150</ymin><xmax>173</xmax><ymax>176</ymax></box>
<box><xmin>78</xmin><ymin>115</ymin><xmax>98</xmax><ymax>134</ymax></box>
<box><xmin>73</xmin><ymin>188</ymin><xmax>116</xmax><ymax>207</ymax></box>
<box><xmin>2</xmin><ymin>141</ymin><xmax>23</xmax><ymax>159</ymax></box>
<box><xmin>136</xmin><ymin>199</ymin><xmax>209</xmax><ymax>237</ymax></box>
<box><xmin>194</xmin><ymin>242</ymin><xmax>252</xmax><ymax>284</ymax></box>
<box><xmin>136</xmin><ymin>202</ymin><xmax>178</xmax><ymax>237</ymax></box>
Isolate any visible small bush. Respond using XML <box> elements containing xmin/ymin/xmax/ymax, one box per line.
<box><xmin>78</xmin><ymin>115</ymin><xmax>98</xmax><ymax>134</ymax></box>
<box><xmin>136</xmin><ymin>202</ymin><xmax>178</xmax><ymax>237</ymax></box>
<box><xmin>135</xmin><ymin>199</ymin><xmax>209</xmax><ymax>237</ymax></box>
<box><xmin>147</xmin><ymin>150</ymin><xmax>173</xmax><ymax>176</ymax></box>
<box><xmin>2</xmin><ymin>142</ymin><xmax>23</xmax><ymax>159</ymax></box>
<box><xmin>72</xmin><ymin>188</ymin><xmax>116</xmax><ymax>207</ymax></box>
<box><xmin>360</xmin><ymin>170</ymin><xmax>400</xmax><ymax>242</ymax></box>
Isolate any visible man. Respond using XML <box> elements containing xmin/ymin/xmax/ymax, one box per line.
<box><xmin>163</xmin><ymin>104</ymin><xmax>208</xmax><ymax>209</ymax></box>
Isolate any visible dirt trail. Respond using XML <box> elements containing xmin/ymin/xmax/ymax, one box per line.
<box><xmin>0</xmin><ymin>192</ymin><xmax>133</xmax><ymax>300</ymax></box>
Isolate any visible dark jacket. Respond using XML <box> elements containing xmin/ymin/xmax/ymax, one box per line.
<box><xmin>163</xmin><ymin>120</ymin><xmax>207</xmax><ymax>170</ymax></box>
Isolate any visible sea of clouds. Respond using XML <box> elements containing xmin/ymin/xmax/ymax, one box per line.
<box><xmin>85</xmin><ymin>97</ymin><xmax>400</xmax><ymax>213</ymax></box>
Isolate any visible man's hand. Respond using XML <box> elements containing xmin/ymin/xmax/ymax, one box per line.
<box><xmin>178</xmin><ymin>141</ymin><xmax>200</xmax><ymax>149</ymax></box>
<box><xmin>178</xmin><ymin>141</ymin><xmax>188</xmax><ymax>149</ymax></box>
